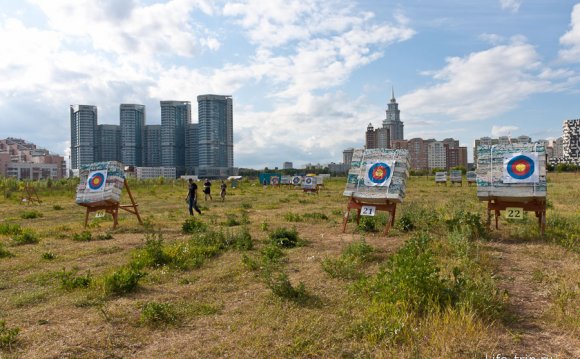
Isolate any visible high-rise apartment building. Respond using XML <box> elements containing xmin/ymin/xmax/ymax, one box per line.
<box><xmin>161</xmin><ymin>101</ymin><xmax>191</xmax><ymax>175</ymax></box>
<box><xmin>120</xmin><ymin>104</ymin><xmax>145</xmax><ymax>166</ymax></box>
<box><xmin>70</xmin><ymin>105</ymin><xmax>98</xmax><ymax>170</ymax></box>
<box><xmin>97</xmin><ymin>124</ymin><xmax>121</xmax><ymax>162</ymax></box>
<box><xmin>197</xmin><ymin>95</ymin><xmax>234</xmax><ymax>176</ymax></box>
<box><xmin>144</xmin><ymin>125</ymin><xmax>161</xmax><ymax>167</ymax></box>
<box><xmin>185</xmin><ymin>123</ymin><xmax>199</xmax><ymax>174</ymax></box>
<box><xmin>562</xmin><ymin>119</ymin><xmax>580</xmax><ymax>164</ymax></box>
<box><xmin>383</xmin><ymin>88</ymin><xmax>404</xmax><ymax>142</ymax></box>
<box><xmin>365</xmin><ymin>123</ymin><xmax>390</xmax><ymax>149</ymax></box>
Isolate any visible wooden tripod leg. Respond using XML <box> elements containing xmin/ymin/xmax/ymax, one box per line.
<box><xmin>342</xmin><ymin>208</ymin><xmax>350</xmax><ymax>233</ymax></box>
<box><xmin>495</xmin><ymin>210</ymin><xmax>500</xmax><ymax>230</ymax></box>
<box><xmin>84</xmin><ymin>208</ymin><xmax>90</xmax><ymax>228</ymax></box>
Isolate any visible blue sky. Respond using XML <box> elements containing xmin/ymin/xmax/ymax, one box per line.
<box><xmin>0</xmin><ymin>0</ymin><xmax>579</xmax><ymax>169</ymax></box>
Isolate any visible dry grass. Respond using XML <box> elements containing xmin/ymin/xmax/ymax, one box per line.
<box><xmin>0</xmin><ymin>174</ymin><xmax>578</xmax><ymax>358</ymax></box>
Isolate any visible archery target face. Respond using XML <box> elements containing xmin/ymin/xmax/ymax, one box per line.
<box><xmin>292</xmin><ymin>176</ymin><xmax>302</xmax><ymax>185</ymax></box>
<box><xmin>364</xmin><ymin>161</ymin><xmax>394</xmax><ymax>187</ymax></box>
<box><xmin>502</xmin><ymin>153</ymin><xmax>539</xmax><ymax>184</ymax></box>
<box><xmin>270</xmin><ymin>177</ymin><xmax>279</xmax><ymax>185</ymax></box>
<box><xmin>303</xmin><ymin>176</ymin><xmax>316</xmax><ymax>188</ymax></box>
<box><xmin>87</xmin><ymin>170</ymin><xmax>108</xmax><ymax>192</ymax></box>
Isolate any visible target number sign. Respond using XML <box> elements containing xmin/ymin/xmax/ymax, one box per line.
<box><xmin>505</xmin><ymin>207</ymin><xmax>523</xmax><ymax>220</ymax></box>
<box><xmin>361</xmin><ymin>206</ymin><xmax>376</xmax><ymax>216</ymax></box>
<box><xmin>95</xmin><ymin>210</ymin><xmax>106</xmax><ymax>218</ymax></box>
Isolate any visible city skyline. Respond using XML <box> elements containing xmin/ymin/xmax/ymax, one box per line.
<box><xmin>1</xmin><ymin>1</ymin><xmax>580</xmax><ymax>169</ymax></box>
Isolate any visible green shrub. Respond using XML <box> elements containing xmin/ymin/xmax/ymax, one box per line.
<box><xmin>140</xmin><ymin>301</ymin><xmax>178</xmax><ymax>327</ymax></box>
<box><xmin>266</xmin><ymin>272</ymin><xmax>308</xmax><ymax>302</ymax></box>
<box><xmin>72</xmin><ymin>231</ymin><xmax>92</xmax><ymax>242</ymax></box>
<box><xmin>131</xmin><ymin>233</ymin><xmax>171</xmax><ymax>269</ymax></box>
<box><xmin>359</xmin><ymin>234</ymin><xmax>451</xmax><ymax>315</ymax></box>
<box><xmin>357</xmin><ymin>216</ymin><xmax>383</xmax><ymax>233</ymax></box>
<box><xmin>241</xmin><ymin>254</ymin><xmax>260</xmax><ymax>271</ymax></box>
<box><xmin>302</xmin><ymin>212</ymin><xmax>329</xmax><ymax>221</ymax></box>
<box><xmin>396</xmin><ymin>213</ymin><xmax>415</xmax><ymax>232</ymax></box>
<box><xmin>260</xmin><ymin>244</ymin><xmax>284</xmax><ymax>264</ymax></box>
<box><xmin>228</xmin><ymin>227</ymin><xmax>253</xmax><ymax>250</ymax></box>
<box><xmin>284</xmin><ymin>212</ymin><xmax>303</xmax><ymax>222</ymax></box>
<box><xmin>0</xmin><ymin>223</ymin><xmax>21</xmax><ymax>236</ymax></box>
<box><xmin>52</xmin><ymin>204</ymin><xmax>64</xmax><ymax>210</ymax></box>
<box><xmin>260</xmin><ymin>221</ymin><xmax>269</xmax><ymax>232</ymax></box>
<box><xmin>20</xmin><ymin>210</ymin><xmax>43</xmax><ymax>219</ymax></box>
<box><xmin>445</xmin><ymin>210</ymin><xmax>488</xmax><ymax>240</ymax></box>
<box><xmin>224</xmin><ymin>214</ymin><xmax>241</xmax><ymax>227</ymax></box>
<box><xmin>11</xmin><ymin>229</ymin><xmax>39</xmax><ymax>245</ymax></box>
<box><xmin>41</xmin><ymin>252</ymin><xmax>55</xmax><ymax>260</ymax></box>
<box><xmin>322</xmin><ymin>240</ymin><xmax>374</xmax><ymax>280</ymax></box>
<box><xmin>545</xmin><ymin>215</ymin><xmax>579</xmax><ymax>253</ymax></box>
<box><xmin>0</xmin><ymin>243</ymin><xmax>14</xmax><ymax>258</ymax></box>
<box><xmin>101</xmin><ymin>267</ymin><xmax>144</xmax><ymax>296</ymax></box>
<box><xmin>0</xmin><ymin>320</ymin><xmax>20</xmax><ymax>349</ymax></box>
<box><xmin>268</xmin><ymin>227</ymin><xmax>300</xmax><ymax>248</ymax></box>
<box><xmin>240</xmin><ymin>201</ymin><xmax>252</xmax><ymax>209</ymax></box>
<box><xmin>182</xmin><ymin>217</ymin><xmax>207</xmax><ymax>234</ymax></box>
<box><xmin>58</xmin><ymin>269</ymin><xmax>92</xmax><ymax>290</ymax></box>
<box><xmin>95</xmin><ymin>233</ymin><xmax>113</xmax><ymax>241</ymax></box>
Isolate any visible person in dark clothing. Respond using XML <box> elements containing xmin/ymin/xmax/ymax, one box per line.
<box><xmin>186</xmin><ymin>178</ymin><xmax>202</xmax><ymax>215</ymax></box>
<box><xmin>220</xmin><ymin>180</ymin><xmax>227</xmax><ymax>201</ymax></box>
<box><xmin>203</xmin><ymin>179</ymin><xmax>212</xmax><ymax>201</ymax></box>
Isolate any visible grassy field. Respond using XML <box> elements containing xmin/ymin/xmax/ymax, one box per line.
<box><xmin>0</xmin><ymin>173</ymin><xmax>578</xmax><ymax>358</ymax></box>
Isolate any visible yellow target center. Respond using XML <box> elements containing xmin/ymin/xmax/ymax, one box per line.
<box><xmin>375</xmin><ymin>168</ymin><xmax>383</xmax><ymax>177</ymax></box>
<box><xmin>515</xmin><ymin>163</ymin><xmax>526</xmax><ymax>173</ymax></box>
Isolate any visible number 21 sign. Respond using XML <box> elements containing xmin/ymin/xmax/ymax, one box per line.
<box><xmin>361</xmin><ymin>206</ymin><xmax>376</xmax><ymax>216</ymax></box>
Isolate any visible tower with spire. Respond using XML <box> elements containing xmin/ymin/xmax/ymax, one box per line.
<box><xmin>382</xmin><ymin>87</ymin><xmax>404</xmax><ymax>142</ymax></box>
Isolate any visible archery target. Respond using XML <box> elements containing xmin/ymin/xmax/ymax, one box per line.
<box><xmin>303</xmin><ymin>176</ymin><xmax>316</xmax><ymax>188</ymax></box>
<box><xmin>292</xmin><ymin>176</ymin><xmax>302</xmax><ymax>185</ymax></box>
<box><xmin>364</xmin><ymin>161</ymin><xmax>394</xmax><ymax>187</ymax></box>
<box><xmin>270</xmin><ymin>177</ymin><xmax>279</xmax><ymax>185</ymax></box>
<box><xmin>502</xmin><ymin>153</ymin><xmax>539</xmax><ymax>183</ymax></box>
<box><xmin>87</xmin><ymin>170</ymin><xmax>108</xmax><ymax>192</ymax></box>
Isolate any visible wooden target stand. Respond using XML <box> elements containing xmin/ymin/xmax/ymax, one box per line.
<box><xmin>342</xmin><ymin>197</ymin><xmax>397</xmax><ymax>236</ymax></box>
<box><xmin>485</xmin><ymin>197</ymin><xmax>546</xmax><ymax>236</ymax></box>
<box><xmin>467</xmin><ymin>179</ymin><xmax>476</xmax><ymax>186</ymax></box>
<box><xmin>21</xmin><ymin>184</ymin><xmax>41</xmax><ymax>205</ymax></box>
<box><xmin>80</xmin><ymin>179</ymin><xmax>143</xmax><ymax>229</ymax></box>
<box><xmin>450</xmin><ymin>179</ymin><xmax>463</xmax><ymax>186</ymax></box>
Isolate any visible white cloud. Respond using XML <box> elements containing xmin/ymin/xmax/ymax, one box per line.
<box><xmin>499</xmin><ymin>0</ymin><xmax>523</xmax><ymax>13</ymax></box>
<box><xmin>559</xmin><ymin>3</ymin><xmax>580</xmax><ymax>63</ymax></box>
<box><xmin>28</xmin><ymin>0</ymin><xmax>220</xmax><ymax>62</ymax></box>
<box><xmin>400</xmin><ymin>41</ymin><xmax>552</xmax><ymax>122</ymax></box>
<box><xmin>491</xmin><ymin>125</ymin><xmax>519</xmax><ymax>137</ymax></box>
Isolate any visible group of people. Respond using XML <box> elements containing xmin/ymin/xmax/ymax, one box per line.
<box><xmin>186</xmin><ymin>178</ymin><xmax>228</xmax><ymax>216</ymax></box>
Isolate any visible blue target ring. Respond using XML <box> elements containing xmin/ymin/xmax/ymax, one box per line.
<box><xmin>506</xmin><ymin>155</ymin><xmax>534</xmax><ymax>180</ymax></box>
<box><xmin>367</xmin><ymin>162</ymin><xmax>391</xmax><ymax>184</ymax></box>
<box><xmin>88</xmin><ymin>172</ymin><xmax>106</xmax><ymax>190</ymax></box>
<box><xmin>292</xmin><ymin>176</ymin><xmax>301</xmax><ymax>184</ymax></box>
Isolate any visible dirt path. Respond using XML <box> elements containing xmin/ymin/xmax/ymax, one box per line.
<box><xmin>486</xmin><ymin>240</ymin><xmax>579</xmax><ymax>359</ymax></box>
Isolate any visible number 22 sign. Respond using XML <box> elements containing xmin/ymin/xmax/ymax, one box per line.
<box><xmin>361</xmin><ymin>206</ymin><xmax>376</xmax><ymax>216</ymax></box>
<box><xmin>505</xmin><ymin>207</ymin><xmax>523</xmax><ymax>220</ymax></box>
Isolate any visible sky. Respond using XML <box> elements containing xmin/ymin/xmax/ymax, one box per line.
<box><xmin>0</xmin><ymin>0</ymin><xmax>579</xmax><ymax>169</ymax></box>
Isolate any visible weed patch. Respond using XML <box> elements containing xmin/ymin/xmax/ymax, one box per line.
<box><xmin>140</xmin><ymin>301</ymin><xmax>178</xmax><ymax>327</ymax></box>
<box><xmin>268</xmin><ymin>227</ymin><xmax>300</xmax><ymax>248</ymax></box>
<box><xmin>41</xmin><ymin>252</ymin><xmax>55</xmax><ymax>260</ymax></box>
<box><xmin>0</xmin><ymin>320</ymin><xmax>20</xmax><ymax>350</ymax></box>
<box><xmin>11</xmin><ymin>229</ymin><xmax>40</xmax><ymax>245</ymax></box>
<box><xmin>0</xmin><ymin>223</ymin><xmax>21</xmax><ymax>236</ymax></box>
<box><xmin>0</xmin><ymin>243</ymin><xmax>13</xmax><ymax>258</ymax></box>
<box><xmin>100</xmin><ymin>267</ymin><xmax>144</xmax><ymax>296</ymax></box>
<box><xmin>20</xmin><ymin>210</ymin><xmax>43</xmax><ymax>219</ymax></box>
<box><xmin>182</xmin><ymin>217</ymin><xmax>208</xmax><ymax>234</ymax></box>
<box><xmin>58</xmin><ymin>269</ymin><xmax>92</xmax><ymax>290</ymax></box>
<box><xmin>322</xmin><ymin>240</ymin><xmax>375</xmax><ymax>280</ymax></box>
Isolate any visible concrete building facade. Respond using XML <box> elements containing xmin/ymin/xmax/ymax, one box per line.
<box><xmin>70</xmin><ymin>105</ymin><xmax>98</xmax><ymax>169</ymax></box>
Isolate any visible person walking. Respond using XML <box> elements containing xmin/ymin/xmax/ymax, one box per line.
<box><xmin>186</xmin><ymin>178</ymin><xmax>202</xmax><ymax>215</ymax></box>
<box><xmin>203</xmin><ymin>179</ymin><xmax>213</xmax><ymax>201</ymax></box>
<box><xmin>220</xmin><ymin>180</ymin><xmax>227</xmax><ymax>201</ymax></box>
